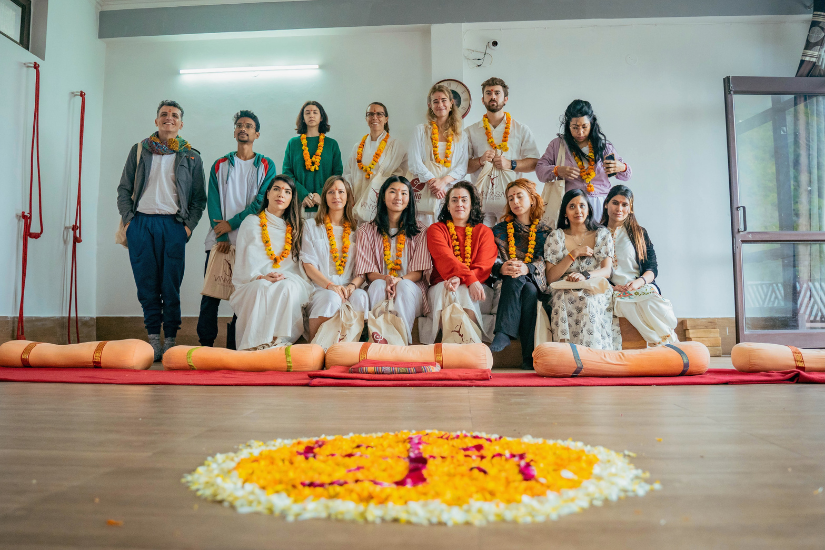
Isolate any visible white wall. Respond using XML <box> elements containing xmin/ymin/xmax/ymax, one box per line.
<box><xmin>96</xmin><ymin>28</ymin><xmax>432</xmax><ymax>318</ymax></box>
<box><xmin>94</xmin><ymin>15</ymin><xmax>808</xmax><ymax>320</ymax></box>
<box><xmin>0</xmin><ymin>0</ymin><xmax>105</xmax><ymax>319</ymax></box>
<box><xmin>461</xmin><ymin>16</ymin><xmax>808</xmax><ymax>317</ymax></box>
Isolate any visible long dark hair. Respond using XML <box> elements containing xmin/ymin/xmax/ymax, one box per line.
<box><xmin>295</xmin><ymin>100</ymin><xmax>330</xmax><ymax>134</ymax></box>
<box><xmin>374</xmin><ymin>176</ymin><xmax>420</xmax><ymax>238</ymax></box>
<box><xmin>368</xmin><ymin>102</ymin><xmax>390</xmax><ymax>133</ymax></box>
<box><xmin>556</xmin><ymin>189</ymin><xmax>601</xmax><ymax>232</ymax></box>
<box><xmin>560</xmin><ymin>99</ymin><xmax>609</xmax><ymax>166</ymax></box>
<box><xmin>258</xmin><ymin>174</ymin><xmax>303</xmax><ymax>260</ymax></box>
<box><xmin>600</xmin><ymin>185</ymin><xmax>647</xmax><ymax>261</ymax></box>
<box><xmin>437</xmin><ymin>181</ymin><xmax>484</xmax><ymax>226</ymax></box>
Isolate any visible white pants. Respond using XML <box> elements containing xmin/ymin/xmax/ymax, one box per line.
<box><xmin>616</xmin><ymin>297</ymin><xmax>678</xmax><ymax>346</ymax></box>
<box><xmin>231</xmin><ymin>277</ymin><xmax>309</xmax><ymax>350</ymax></box>
<box><xmin>307</xmin><ymin>288</ymin><xmax>369</xmax><ymax>319</ymax></box>
<box><xmin>419</xmin><ymin>282</ymin><xmax>495</xmax><ymax>344</ymax></box>
<box><xmin>367</xmin><ymin>278</ymin><xmax>423</xmax><ymax>343</ymax></box>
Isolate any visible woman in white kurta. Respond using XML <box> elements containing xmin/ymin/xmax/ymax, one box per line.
<box><xmin>601</xmin><ymin>185</ymin><xmax>678</xmax><ymax>346</ymax></box>
<box><xmin>407</xmin><ymin>84</ymin><xmax>469</xmax><ymax>226</ymax></box>
<box><xmin>353</xmin><ymin>176</ymin><xmax>431</xmax><ymax>343</ymax></box>
<box><xmin>301</xmin><ymin>176</ymin><xmax>369</xmax><ymax>340</ymax></box>
<box><xmin>230</xmin><ymin>175</ymin><xmax>313</xmax><ymax>350</ymax></box>
<box><xmin>343</xmin><ymin>102</ymin><xmax>409</xmax><ymax>223</ymax></box>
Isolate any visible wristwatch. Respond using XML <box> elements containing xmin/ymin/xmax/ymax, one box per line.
<box><xmin>581</xmin><ymin>271</ymin><xmax>591</xmax><ymax>280</ymax></box>
<box><xmin>510</xmin><ymin>159</ymin><xmax>517</xmax><ymax>171</ymax></box>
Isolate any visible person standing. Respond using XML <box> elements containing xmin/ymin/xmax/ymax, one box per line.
<box><xmin>196</xmin><ymin>110</ymin><xmax>277</xmax><ymax>348</ymax></box>
<box><xmin>466</xmin><ymin>77</ymin><xmax>540</xmax><ymax>227</ymax></box>
<box><xmin>117</xmin><ymin>100</ymin><xmax>206</xmax><ymax>361</ymax></box>
<box><xmin>282</xmin><ymin>101</ymin><xmax>343</xmax><ymax>219</ymax></box>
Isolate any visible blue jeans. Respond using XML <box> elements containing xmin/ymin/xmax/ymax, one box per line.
<box><xmin>126</xmin><ymin>213</ymin><xmax>187</xmax><ymax>337</ymax></box>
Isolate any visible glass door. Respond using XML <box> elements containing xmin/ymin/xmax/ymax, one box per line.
<box><xmin>724</xmin><ymin>77</ymin><xmax>825</xmax><ymax>347</ymax></box>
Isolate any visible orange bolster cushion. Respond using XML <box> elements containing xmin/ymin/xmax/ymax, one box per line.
<box><xmin>0</xmin><ymin>339</ymin><xmax>153</xmax><ymax>370</ymax></box>
<box><xmin>731</xmin><ymin>343</ymin><xmax>825</xmax><ymax>373</ymax></box>
<box><xmin>162</xmin><ymin>344</ymin><xmax>325</xmax><ymax>371</ymax></box>
<box><xmin>324</xmin><ymin>342</ymin><xmax>493</xmax><ymax>370</ymax></box>
<box><xmin>533</xmin><ymin>342</ymin><xmax>709</xmax><ymax>377</ymax></box>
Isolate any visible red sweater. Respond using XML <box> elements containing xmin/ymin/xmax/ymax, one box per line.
<box><xmin>427</xmin><ymin>222</ymin><xmax>497</xmax><ymax>286</ymax></box>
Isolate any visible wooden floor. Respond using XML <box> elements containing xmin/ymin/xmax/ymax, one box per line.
<box><xmin>0</xmin><ymin>359</ymin><xmax>823</xmax><ymax>549</ymax></box>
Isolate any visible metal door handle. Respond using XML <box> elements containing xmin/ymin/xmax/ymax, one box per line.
<box><xmin>736</xmin><ymin>206</ymin><xmax>747</xmax><ymax>232</ymax></box>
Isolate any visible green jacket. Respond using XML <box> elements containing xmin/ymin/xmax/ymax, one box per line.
<box><xmin>282</xmin><ymin>135</ymin><xmax>343</xmax><ymax>212</ymax></box>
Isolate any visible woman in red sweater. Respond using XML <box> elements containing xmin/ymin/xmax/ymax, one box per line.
<box><xmin>420</xmin><ymin>181</ymin><xmax>498</xmax><ymax>344</ymax></box>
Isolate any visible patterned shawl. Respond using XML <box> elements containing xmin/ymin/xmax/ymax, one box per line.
<box><xmin>492</xmin><ymin>219</ymin><xmax>552</xmax><ymax>292</ymax></box>
<box><xmin>141</xmin><ymin>132</ymin><xmax>191</xmax><ymax>155</ymax></box>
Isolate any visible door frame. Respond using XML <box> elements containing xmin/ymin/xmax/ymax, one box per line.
<box><xmin>723</xmin><ymin>76</ymin><xmax>825</xmax><ymax>347</ymax></box>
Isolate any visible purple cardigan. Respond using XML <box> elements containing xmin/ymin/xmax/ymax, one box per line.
<box><xmin>536</xmin><ymin>137</ymin><xmax>631</xmax><ymax>196</ymax></box>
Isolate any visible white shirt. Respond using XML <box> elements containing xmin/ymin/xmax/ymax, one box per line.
<box><xmin>138</xmin><ymin>154</ymin><xmax>178</xmax><ymax>215</ymax></box>
<box><xmin>466</xmin><ymin>115</ymin><xmax>540</xmax><ymax>183</ymax></box>
<box><xmin>300</xmin><ymin>220</ymin><xmax>359</xmax><ymax>289</ymax></box>
<box><xmin>611</xmin><ymin>226</ymin><xmax>641</xmax><ymax>286</ymax></box>
<box><xmin>204</xmin><ymin>157</ymin><xmax>255</xmax><ymax>250</ymax></box>
<box><xmin>407</xmin><ymin>123</ymin><xmax>469</xmax><ymax>182</ymax></box>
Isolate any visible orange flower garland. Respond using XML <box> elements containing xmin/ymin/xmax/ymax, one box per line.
<box><xmin>324</xmin><ymin>216</ymin><xmax>352</xmax><ymax>275</ymax></box>
<box><xmin>259</xmin><ymin>212</ymin><xmax>292</xmax><ymax>268</ymax></box>
<box><xmin>301</xmin><ymin>134</ymin><xmax>325</xmax><ymax>171</ymax></box>
<box><xmin>382</xmin><ymin>232</ymin><xmax>406</xmax><ymax>277</ymax></box>
<box><xmin>356</xmin><ymin>133</ymin><xmax>390</xmax><ymax>179</ymax></box>
<box><xmin>573</xmin><ymin>140</ymin><xmax>597</xmax><ymax>193</ymax></box>
<box><xmin>446</xmin><ymin>221</ymin><xmax>473</xmax><ymax>267</ymax></box>
<box><xmin>507</xmin><ymin>220</ymin><xmax>539</xmax><ymax>263</ymax></box>
<box><xmin>430</xmin><ymin>122</ymin><xmax>453</xmax><ymax>167</ymax></box>
<box><xmin>482</xmin><ymin>112</ymin><xmax>511</xmax><ymax>152</ymax></box>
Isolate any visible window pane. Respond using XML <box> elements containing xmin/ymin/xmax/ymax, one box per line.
<box><xmin>733</xmin><ymin>94</ymin><xmax>825</xmax><ymax>233</ymax></box>
<box><xmin>743</xmin><ymin>242</ymin><xmax>825</xmax><ymax>331</ymax></box>
<box><xmin>0</xmin><ymin>0</ymin><xmax>22</xmax><ymax>44</ymax></box>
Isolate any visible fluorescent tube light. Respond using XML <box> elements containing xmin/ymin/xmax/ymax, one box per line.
<box><xmin>180</xmin><ymin>65</ymin><xmax>319</xmax><ymax>75</ymax></box>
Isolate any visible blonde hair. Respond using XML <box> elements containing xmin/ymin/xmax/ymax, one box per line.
<box><xmin>314</xmin><ymin>176</ymin><xmax>357</xmax><ymax>227</ymax></box>
<box><xmin>502</xmin><ymin>179</ymin><xmax>545</xmax><ymax>224</ymax></box>
<box><xmin>426</xmin><ymin>84</ymin><xmax>462</xmax><ymax>139</ymax></box>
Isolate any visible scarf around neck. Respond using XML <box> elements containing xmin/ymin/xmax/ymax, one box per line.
<box><xmin>142</xmin><ymin>132</ymin><xmax>191</xmax><ymax>155</ymax></box>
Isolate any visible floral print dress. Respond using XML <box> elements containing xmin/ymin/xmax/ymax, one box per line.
<box><xmin>543</xmin><ymin>227</ymin><xmax>620</xmax><ymax>350</ymax></box>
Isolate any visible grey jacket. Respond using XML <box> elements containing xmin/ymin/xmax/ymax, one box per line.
<box><xmin>117</xmin><ymin>143</ymin><xmax>207</xmax><ymax>232</ymax></box>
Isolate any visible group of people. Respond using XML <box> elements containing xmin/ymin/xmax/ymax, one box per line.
<box><xmin>116</xmin><ymin>77</ymin><xmax>678</xmax><ymax>368</ymax></box>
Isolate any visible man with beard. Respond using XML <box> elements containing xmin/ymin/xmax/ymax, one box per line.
<box><xmin>197</xmin><ymin>110</ymin><xmax>277</xmax><ymax>348</ymax></box>
<box><xmin>466</xmin><ymin>77</ymin><xmax>540</xmax><ymax>227</ymax></box>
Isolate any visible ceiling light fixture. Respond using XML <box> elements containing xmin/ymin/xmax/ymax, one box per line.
<box><xmin>179</xmin><ymin>65</ymin><xmax>319</xmax><ymax>75</ymax></box>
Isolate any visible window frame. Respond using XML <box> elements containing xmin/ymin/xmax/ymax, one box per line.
<box><xmin>0</xmin><ymin>0</ymin><xmax>31</xmax><ymax>50</ymax></box>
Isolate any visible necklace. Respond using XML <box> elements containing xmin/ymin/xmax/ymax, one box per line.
<box><xmin>573</xmin><ymin>140</ymin><xmax>597</xmax><ymax>193</ymax></box>
<box><xmin>482</xmin><ymin>112</ymin><xmax>511</xmax><ymax>152</ymax></box>
<box><xmin>382</xmin><ymin>231</ymin><xmax>406</xmax><ymax>277</ymax></box>
<box><xmin>356</xmin><ymin>133</ymin><xmax>390</xmax><ymax>179</ymax></box>
<box><xmin>446</xmin><ymin>221</ymin><xmax>473</xmax><ymax>267</ymax></box>
<box><xmin>430</xmin><ymin>122</ymin><xmax>453</xmax><ymax>167</ymax></box>
<box><xmin>325</xmin><ymin>216</ymin><xmax>352</xmax><ymax>275</ymax></box>
<box><xmin>300</xmin><ymin>134</ymin><xmax>325</xmax><ymax>171</ymax></box>
<box><xmin>508</xmin><ymin>219</ymin><xmax>539</xmax><ymax>263</ymax></box>
<box><xmin>259</xmin><ymin>212</ymin><xmax>292</xmax><ymax>268</ymax></box>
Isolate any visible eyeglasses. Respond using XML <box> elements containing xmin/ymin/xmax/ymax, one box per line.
<box><xmin>234</xmin><ymin>123</ymin><xmax>256</xmax><ymax>130</ymax></box>
<box><xmin>365</xmin><ymin>112</ymin><xmax>386</xmax><ymax>118</ymax></box>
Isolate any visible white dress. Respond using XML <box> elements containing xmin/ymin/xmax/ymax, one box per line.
<box><xmin>610</xmin><ymin>226</ymin><xmax>678</xmax><ymax>346</ymax></box>
<box><xmin>300</xmin><ymin>219</ymin><xmax>369</xmax><ymax>319</ymax></box>
<box><xmin>342</xmin><ymin>132</ymin><xmax>408</xmax><ymax>223</ymax></box>
<box><xmin>230</xmin><ymin>212</ymin><xmax>313</xmax><ymax>350</ymax></box>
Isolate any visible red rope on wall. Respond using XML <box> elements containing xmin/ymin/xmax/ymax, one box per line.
<box><xmin>17</xmin><ymin>62</ymin><xmax>44</xmax><ymax>341</ymax></box>
<box><xmin>67</xmin><ymin>91</ymin><xmax>86</xmax><ymax>343</ymax></box>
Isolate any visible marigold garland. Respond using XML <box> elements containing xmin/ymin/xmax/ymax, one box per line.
<box><xmin>382</xmin><ymin>232</ymin><xmax>406</xmax><ymax>277</ymax></box>
<box><xmin>259</xmin><ymin>212</ymin><xmax>292</xmax><ymax>268</ymax></box>
<box><xmin>446</xmin><ymin>221</ymin><xmax>473</xmax><ymax>267</ymax></box>
<box><xmin>508</xmin><ymin>220</ymin><xmax>539</xmax><ymax>263</ymax></box>
<box><xmin>482</xmin><ymin>112</ymin><xmax>511</xmax><ymax>152</ymax></box>
<box><xmin>430</xmin><ymin>122</ymin><xmax>453</xmax><ymax>167</ymax></box>
<box><xmin>301</xmin><ymin>134</ymin><xmax>325</xmax><ymax>172</ymax></box>
<box><xmin>573</xmin><ymin>140</ymin><xmax>597</xmax><ymax>194</ymax></box>
<box><xmin>325</xmin><ymin>216</ymin><xmax>352</xmax><ymax>275</ymax></box>
<box><xmin>356</xmin><ymin>133</ymin><xmax>390</xmax><ymax>179</ymax></box>
<box><xmin>182</xmin><ymin>430</ymin><xmax>660</xmax><ymax>525</ymax></box>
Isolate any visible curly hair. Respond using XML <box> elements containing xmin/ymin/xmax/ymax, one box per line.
<box><xmin>234</xmin><ymin>109</ymin><xmax>260</xmax><ymax>132</ymax></box>
<box><xmin>437</xmin><ymin>181</ymin><xmax>484</xmax><ymax>226</ymax></box>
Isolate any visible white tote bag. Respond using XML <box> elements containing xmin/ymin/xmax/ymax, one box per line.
<box><xmin>540</xmin><ymin>140</ymin><xmax>567</xmax><ymax>229</ymax></box>
<box><xmin>311</xmin><ymin>302</ymin><xmax>365</xmax><ymax>351</ymax></box>
<box><xmin>474</xmin><ymin>153</ymin><xmax>517</xmax><ymax>225</ymax></box>
<box><xmin>410</xmin><ymin>153</ymin><xmax>450</xmax><ymax>219</ymax></box>
<box><xmin>440</xmin><ymin>289</ymin><xmax>483</xmax><ymax>344</ymax></box>
<box><xmin>367</xmin><ymin>298</ymin><xmax>408</xmax><ymax>345</ymax></box>
<box><xmin>200</xmin><ymin>244</ymin><xmax>236</xmax><ymax>300</ymax></box>
<box><xmin>353</xmin><ymin>169</ymin><xmax>390</xmax><ymax>223</ymax></box>
<box><xmin>535</xmin><ymin>303</ymin><xmax>552</xmax><ymax>346</ymax></box>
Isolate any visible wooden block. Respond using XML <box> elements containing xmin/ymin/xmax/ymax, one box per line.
<box><xmin>619</xmin><ymin>318</ymin><xmax>643</xmax><ymax>341</ymax></box>
<box><xmin>682</xmin><ymin>319</ymin><xmax>718</xmax><ymax>330</ymax></box>
<box><xmin>685</xmin><ymin>329</ymin><xmax>720</xmax><ymax>338</ymax></box>
<box><xmin>686</xmin><ymin>336</ymin><xmax>722</xmax><ymax>347</ymax></box>
<box><xmin>622</xmin><ymin>340</ymin><xmax>647</xmax><ymax>350</ymax></box>
<box><xmin>706</xmin><ymin>346</ymin><xmax>722</xmax><ymax>357</ymax></box>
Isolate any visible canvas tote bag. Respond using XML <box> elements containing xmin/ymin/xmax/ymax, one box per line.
<box><xmin>200</xmin><ymin>244</ymin><xmax>236</xmax><ymax>300</ymax></box>
<box><xmin>474</xmin><ymin>151</ymin><xmax>517</xmax><ymax>224</ymax></box>
<box><xmin>409</xmin><ymin>141</ymin><xmax>451</xmax><ymax>219</ymax></box>
<box><xmin>354</xmin><ymin>168</ymin><xmax>392</xmax><ymax>223</ymax></box>
<box><xmin>535</xmin><ymin>303</ymin><xmax>552</xmax><ymax>346</ymax></box>
<box><xmin>367</xmin><ymin>298</ymin><xmax>408</xmax><ymax>345</ymax></box>
<box><xmin>311</xmin><ymin>301</ymin><xmax>365</xmax><ymax>351</ymax></box>
<box><xmin>439</xmin><ymin>288</ymin><xmax>483</xmax><ymax>345</ymax></box>
<box><xmin>540</xmin><ymin>140</ymin><xmax>567</xmax><ymax>229</ymax></box>
<box><xmin>115</xmin><ymin>146</ymin><xmax>141</xmax><ymax>248</ymax></box>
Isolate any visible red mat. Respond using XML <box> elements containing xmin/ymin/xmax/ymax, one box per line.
<box><xmin>0</xmin><ymin>368</ymin><xmax>822</xmax><ymax>387</ymax></box>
